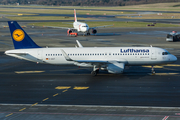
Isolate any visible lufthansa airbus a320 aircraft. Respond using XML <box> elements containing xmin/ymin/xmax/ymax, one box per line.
<box><xmin>5</xmin><ymin>21</ymin><xmax>177</xmax><ymax>76</ymax></box>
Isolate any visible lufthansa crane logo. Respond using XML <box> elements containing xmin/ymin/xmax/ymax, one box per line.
<box><xmin>13</xmin><ymin>29</ymin><xmax>25</xmax><ymax>42</ymax></box>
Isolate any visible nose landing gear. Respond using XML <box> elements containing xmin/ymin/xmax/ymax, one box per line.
<box><xmin>91</xmin><ymin>66</ymin><xmax>99</xmax><ymax>76</ymax></box>
<box><xmin>151</xmin><ymin>66</ymin><xmax>155</xmax><ymax>74</ymax></box>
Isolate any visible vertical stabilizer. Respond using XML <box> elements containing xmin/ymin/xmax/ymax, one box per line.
<box><xmin>8</xmin><ymin>21</ymin><xmax>41</xmax><ymax>49</ymax></box>
<box><xmin>74</xmin><ymin>9</ymin><xmax>77</xmax><ymax>22</ymax></box>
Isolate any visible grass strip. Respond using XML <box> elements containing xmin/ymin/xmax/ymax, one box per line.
<box><xmin>28</xmin><ymin>21</ymin><xmax>180</xmax><ymax>28</ymax></box>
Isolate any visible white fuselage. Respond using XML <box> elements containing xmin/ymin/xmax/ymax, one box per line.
<box><xmin>5</xmin><ymin>47</ymin><xmax>177</xmax><ymax>67</ymax></box>
<box><xmin>73</xmin><ymin>21</ymin><xmax>89</xmax><ymax>33</ymax></box>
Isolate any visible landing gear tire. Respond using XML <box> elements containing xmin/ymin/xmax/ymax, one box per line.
<box><xmin>96</xmin><ymin>69</ymin><xmax>99</xmax><ymax>74</ymax></box>
<box><xmin>91</xmin><ymin>71</ymin><xmax>97</xmax><ymax>76</ymax></box>
<box><xmin>152</xmin><ymin>70</ymin><xmax>155</xmax><ymax>74</ymax></box>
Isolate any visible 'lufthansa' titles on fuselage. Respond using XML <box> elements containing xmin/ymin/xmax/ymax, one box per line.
<box><xmin>120</xmin><ymin>49</ymin><xmax>149</xmax><ymax>53</ymax></box>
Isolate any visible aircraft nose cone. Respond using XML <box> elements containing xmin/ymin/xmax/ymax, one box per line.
<box><xmin>171</xmin><ymin>55</ymin><xmax>177</xmax><ymax>62</ymax></box>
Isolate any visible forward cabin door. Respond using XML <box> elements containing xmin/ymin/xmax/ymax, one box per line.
<box><xmin>151</xmin><ymin>48</ymin><xmax>157</xmax><ymax>60</ymax></box>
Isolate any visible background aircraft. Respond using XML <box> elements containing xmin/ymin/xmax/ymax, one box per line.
<box><xmin>45</xmin><ymin>9</ymin><xmax>113</xmax><ymax>36</ymax></box>
<box><xmin>166</xmin><ymin>31</ymin><xmax>180</xmax><ymax>42</ymax></box>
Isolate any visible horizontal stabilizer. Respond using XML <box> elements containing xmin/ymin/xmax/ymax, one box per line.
<box><xmin>5</xmin><ymin>51</ymin><xmax>28</xmax><ymax>55</ymax></box>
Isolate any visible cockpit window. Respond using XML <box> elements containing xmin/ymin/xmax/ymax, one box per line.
<box><xmin>162</xmin><ymin>52</ymin><xmax>169</xmax><ymax>55</ymax></box>
<box><xmin>82</xmin><ymin>25</ymin><xmax>88</xmax><ymax>27</ymax></box>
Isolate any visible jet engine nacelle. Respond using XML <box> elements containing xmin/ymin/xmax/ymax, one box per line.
<box><xmin>67</xmin><ymin>29</ymin><xmax>72</xmax><ymax>34</ymax></box>
<box><xmin>107</xmin><ymin>62</ymin><xmax>125</xmax><ymax>74</ymax></box>
<box><xmin>92</xmin><ymin>29</ymin><xmax>97</xmax><ymax>34</ymax></box>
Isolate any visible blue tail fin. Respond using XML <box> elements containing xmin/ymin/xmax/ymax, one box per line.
<box><xmin>8</xmin><ymin>21</ymin><xmax>41</xmax><ymax>49</ymax></box>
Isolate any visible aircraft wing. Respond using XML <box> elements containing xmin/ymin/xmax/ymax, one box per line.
<box><xmin>89</xmin><ymin>25</ymin><xmax>113</xmax><ymax>29</ymax></box>
<box><xmin>61</xmin><ymin>49</ymin><xmax>126</xmax><ymax>74</ymax></box>
<box><xmin>61</xmin><ymin>49</ymin><xmax>126</xmax><ymax>64</ymax></box>
<box><xmin>43</xmin><ymin>26</ymin><xmax>75</xmax><ymax>30</ymax></box>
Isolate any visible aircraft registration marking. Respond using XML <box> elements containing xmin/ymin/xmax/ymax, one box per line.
<box><xmin>46</xmin><ymin>58</ymin><xmax>55</xmax><ymax>60</ymax></box>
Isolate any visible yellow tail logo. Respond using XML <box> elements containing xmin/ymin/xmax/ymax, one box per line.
<box><xmin>13</xmin><ymin>29</ymin><xmax>25</xmax><ymax>42</ymax></box>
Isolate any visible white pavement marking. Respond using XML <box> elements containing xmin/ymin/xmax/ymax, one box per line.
<box><xmin>48</xmin><ymin>108</ymin><xmax>58</xmax><ymax>110</ymax></box>
<box><xmin>145</xmin><ymin>110</ymin><xmax>180</xmax><ymax>112</ymax></box>
<box><xmin>12</xmin><ymin>107</ymin><xmax>20</xmax><ymax>109</ymax></box>
<box><xmin>28</xmin><ymin>108</ymin><xmax>39</xmax><ymax>110</ymax></box>
<box><xmin>2</xmin><ymin>104</ymin><xmax>180</xmax><ymax>109</ymax></box>
<box><xmin>106</xmin><ymin>109</ymin><xmax>116</xmax><ymax>111</ymax></box>
<box><xmin>126</xmin><ymin>110</ymin><xmax>137</xmax><ymax>112</ymax></box>
<box><xmin>67</xmin><ymin>109</ymin><xmax>77</xmax><ymax>111</ymax></box>
<box><xmin>86</xmin><ymin>109</ymin><xmax>97</xmax><ymax>111</ymax></box>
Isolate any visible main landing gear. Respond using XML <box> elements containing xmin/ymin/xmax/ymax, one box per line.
<box><xmin>151</xmin><ymin>66</ymin><xmax>155</xmax><ymax>74</ymax></box>
<box><xmin>83</xmin><ymin>33</ymin><xmax>91</xmax><ymax>36</ymax></box>
<box><xmin>91</xmin><ymin>66</ymin><xmax>99</xmax><ymax>76</ymax></box>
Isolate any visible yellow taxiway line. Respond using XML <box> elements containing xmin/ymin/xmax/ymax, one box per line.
<box><xmin>73</xmin><ymin>87</ymin><xmax>89</xmax><ymax>90</ymax></box>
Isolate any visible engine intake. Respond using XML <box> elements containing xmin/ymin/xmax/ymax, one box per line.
<box><xmin>67</xmin><ymin>29</ymin><xmax>72</xmax><ymax>34</ymax></box>
<box><xmin>107</xmin><ymin>62</ymin><xmax>124</xmax><ymax>74</ymax></box>
<box><xmin>92</xmin><ymin>29</ymin><xmax>97</xmax><ymax>34</ymax></box>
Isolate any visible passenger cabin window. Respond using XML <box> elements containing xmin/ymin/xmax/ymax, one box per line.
<box><xmin>82</xmin><ymin>25</ymin><xmax>88</xmax><ymax>27</ymax></box>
